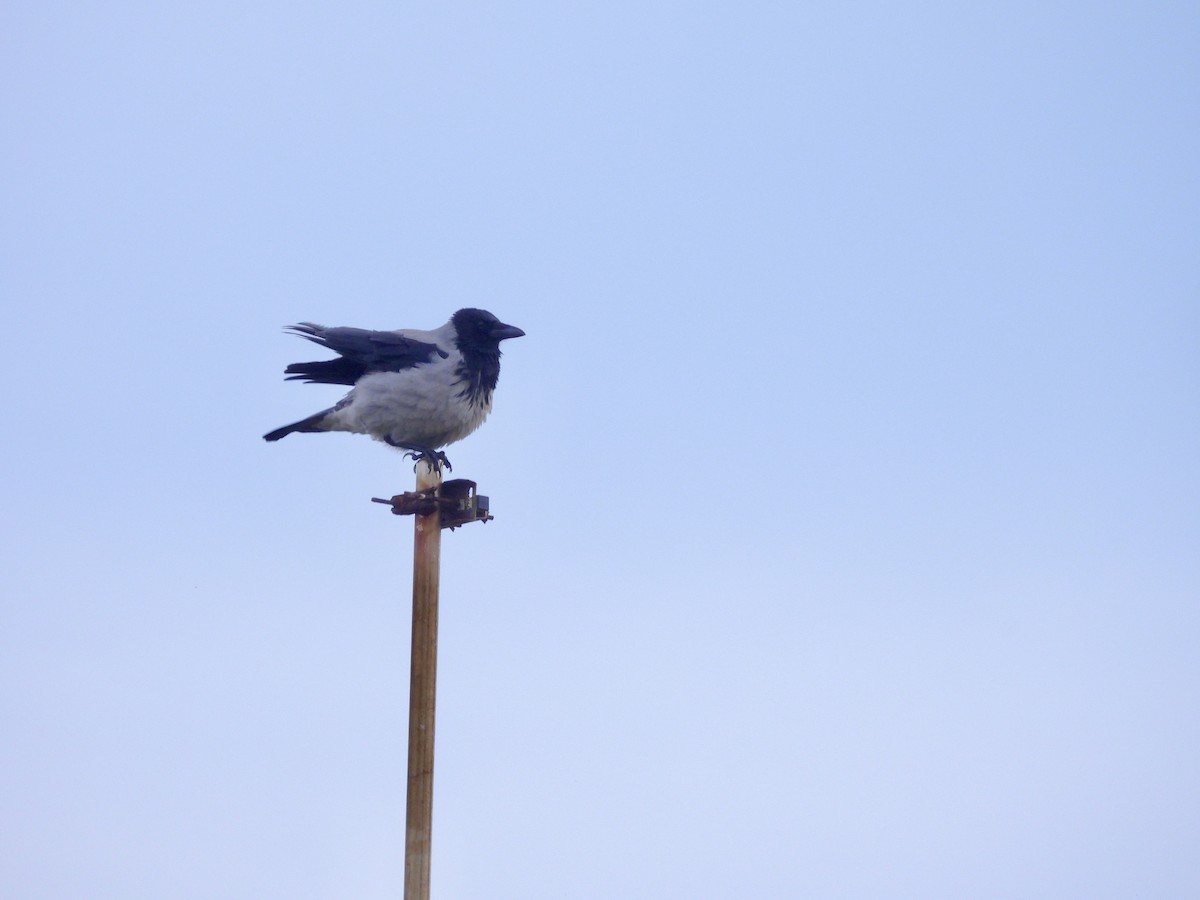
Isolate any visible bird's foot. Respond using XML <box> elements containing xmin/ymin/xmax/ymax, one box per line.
<box><xmin>409</xmin><ymin>449</ymin><xmax>451</xmax><ymax>474</ymax></box>
<box><xmin>384</xmin><ymin>437</ymin><xmax>452</xmax><ymax>473</ymax></box>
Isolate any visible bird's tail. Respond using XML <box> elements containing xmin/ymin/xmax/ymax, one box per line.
<box><xmin>263</xmin><ymin>407</ymin><xmax>336</xmax><ymax>442</ymax></box>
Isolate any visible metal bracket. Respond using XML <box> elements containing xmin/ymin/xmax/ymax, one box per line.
<box><xmin>372</xmin><ymin>478</ymin><xmax>493</xmax><ymax>530</ymax></box>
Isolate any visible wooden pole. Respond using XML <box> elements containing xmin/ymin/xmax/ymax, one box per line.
<box><xmin>405</xmin><ymin>459</ymin><xmax>442</xmax><ymax>900</ymax></box>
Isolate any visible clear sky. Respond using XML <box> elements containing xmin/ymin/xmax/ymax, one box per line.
<box><xmin>3</xmin><ymin>2</ymin><xmax>1198</xmax><ymax>898</ymax></box>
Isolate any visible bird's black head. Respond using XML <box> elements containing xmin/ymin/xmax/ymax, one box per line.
<box><xmin>451</xmin><ymin>308</ymin><xmax>525</xmax><ymax>349</ymax></box>
<box><xmin>450</xmin><ymin>309</ymin><xmax>524</xmax><ymax>407</ymax></box>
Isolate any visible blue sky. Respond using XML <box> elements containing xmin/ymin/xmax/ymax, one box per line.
<box><xmin>3</xmin><ymin>2</ymin><xmax>1198</xmax><ymax>897</ymax></box>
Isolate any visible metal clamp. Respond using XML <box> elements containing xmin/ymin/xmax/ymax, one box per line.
<box><xmin>372</xmin><ymin>479</ymin><xmax>493</xmax><ymax>530</ymax></box>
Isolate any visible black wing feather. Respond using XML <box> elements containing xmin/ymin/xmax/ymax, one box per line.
<box><xmin>282</xmin><ymin>323</ymin><xmax>447</xmax><ymax>385</ymax></box>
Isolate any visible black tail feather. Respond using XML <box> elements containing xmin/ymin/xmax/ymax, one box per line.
<box><xmin>263</xmin><ymin>407</ymin><xmax>335</xmax><ymax>442</ymax></box>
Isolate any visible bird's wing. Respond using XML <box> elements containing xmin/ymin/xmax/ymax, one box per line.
<box><xmin>282</xmin><ymin>323</ymin><xmax>449</xmax><ymax>385</ymax></box>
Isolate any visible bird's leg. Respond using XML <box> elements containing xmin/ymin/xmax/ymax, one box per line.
<box><xmin>384</xmin><ymin>437</ymin><xmax>452</xmax><ymax>473</ymax></box>
<box><xmin>414</xmin><ymin>449</ymin><xmax>452</xmax><ymax>473</ymax></box>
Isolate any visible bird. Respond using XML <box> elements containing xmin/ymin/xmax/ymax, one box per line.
<box><xmin>264</xmin><ymin>308</ymin><xmax>524</xmax><ymax>470</ymax></box>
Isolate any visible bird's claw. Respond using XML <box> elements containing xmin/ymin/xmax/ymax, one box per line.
<box><xmin>411</xmin><ymin>449</ymin><xmax>451</xmax><ymax>473</ymax></box>
<box><xmin>383</xmin><ymin>436</ymin><xmax>452</xmax><ymax>472</ymax></box>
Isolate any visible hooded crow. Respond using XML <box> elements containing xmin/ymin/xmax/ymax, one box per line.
<box><xmin>264</xmin><ymin>308</ymin><xmax>524</xmax><ymax>469</ymax></box>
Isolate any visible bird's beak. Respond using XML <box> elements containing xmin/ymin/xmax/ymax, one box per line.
<box><xmin>491</xmin><ymin>322</ymin><xmax>526</xmax><ymax>341</ymax></box>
